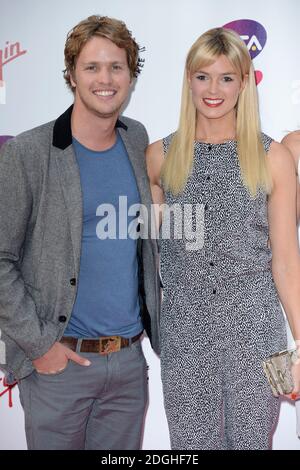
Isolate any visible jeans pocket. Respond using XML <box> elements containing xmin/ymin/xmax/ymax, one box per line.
<box><xmin>35</xmin><ymin>359</ymin><xmax>71</xmax><ymax>378</ymax></box>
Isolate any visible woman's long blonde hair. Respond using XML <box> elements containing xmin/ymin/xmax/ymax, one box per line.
<box><xmin>161</xmin><ymin>27</ymin><xmax>272</xmax><ymax>197</ymax></box>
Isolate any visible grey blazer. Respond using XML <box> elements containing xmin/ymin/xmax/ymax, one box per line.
<box><xmin>0</xmin><ymin>106</ymin><xmax>161</xmax><ymax>380</ymax></box>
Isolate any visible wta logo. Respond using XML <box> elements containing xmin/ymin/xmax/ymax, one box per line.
<box><xmin>0</xmin><ymin>41</ymin><xmax>27</xmax><ymax>104</ymax></box>
<box><xmin>223</xmin><ymin>19</ymin><xmax>267</xmax><ymax>85</ymax></box>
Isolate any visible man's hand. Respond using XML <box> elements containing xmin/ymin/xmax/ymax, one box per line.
<box><xmin>32</xmin><ymin>342</ymin><xmax>91</xmax><ymax>375</ymax></box>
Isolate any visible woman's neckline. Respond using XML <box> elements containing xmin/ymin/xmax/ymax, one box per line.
<box><xmin>195</xmin><ymin>139</ymin><xmax>236</xmax><ymax>145</ymax></box>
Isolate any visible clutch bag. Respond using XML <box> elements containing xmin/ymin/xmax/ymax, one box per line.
<box><xmin>262</xmin><ymin>349</ymin><xmax>297</xmax><ymax>397</ymax></box>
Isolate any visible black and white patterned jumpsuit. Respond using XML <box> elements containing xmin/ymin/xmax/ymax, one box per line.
<box><xmin>160</xmin><ymin>133</ymin><xmax>287</xmax><ymax>450</ymax></box>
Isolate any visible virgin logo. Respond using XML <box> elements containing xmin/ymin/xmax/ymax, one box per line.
<box><xmin>0</xmin><ymin>41</ymin><xmax>27</xmax><ymax>80</ymax></box>
<box><xmin>0</xmin><ymin>41</ymin><xmax>27</xmax><ymax>104</ymax></box>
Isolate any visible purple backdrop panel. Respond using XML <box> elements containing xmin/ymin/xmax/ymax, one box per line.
<box><xmin>0</xmin><ymin>135</ymin><xmax>13</xmax><ymax>148</ymax></box>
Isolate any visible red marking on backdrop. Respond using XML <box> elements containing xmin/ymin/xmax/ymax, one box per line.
<box><xmin>0</xmin><ymin>41</ymin><xmax>27</xmax><ymax>81</ymax></box>
<box><xmin>255</xmin><ymin>70</ymin><xmax>263</xmax><ymax>85</ymax></box>
<box><xmin>0</xmin><ymin>376</ymin><xmax>17</xmax><ymax>407</ymax></box>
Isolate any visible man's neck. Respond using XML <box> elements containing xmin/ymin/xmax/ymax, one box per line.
<box><xmin>71</xmin><ymin>102</ymin><xmax>119</xmax><ymax>152</ymax></box>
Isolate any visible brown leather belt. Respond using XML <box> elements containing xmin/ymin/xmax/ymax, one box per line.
<box><xmin>60</xmin><ymin>332</ymin><xmax>143</xmax><ymax>355</ymax></box>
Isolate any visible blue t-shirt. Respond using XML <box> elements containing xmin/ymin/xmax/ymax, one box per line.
<box><xmin>64</xmin><ymin>131</ymin><xmax>142</xmax><ymax>338</ymax></box>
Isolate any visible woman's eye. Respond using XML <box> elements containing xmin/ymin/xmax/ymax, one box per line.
<box><xmin>223</xmin><ymin>76</ymin><xmax>233</xmax><ymax>82</ymax></box>
<box><xmin>196</xmin><ymin>75</ymin><xmax>207</xmax><ymax>81</ymax></box>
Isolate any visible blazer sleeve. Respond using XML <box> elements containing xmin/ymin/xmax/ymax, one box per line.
<box><xmin>0</xmin><ymin>139</ymin><xmax>59</xmax><ymax>361</ymax></box>
<box><xmin>141</xmin><ymin>122</ymin><xmax>149</xmax><ymax>150</ymax></box>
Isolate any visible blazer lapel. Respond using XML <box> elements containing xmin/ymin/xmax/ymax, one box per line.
<box><xmin>118</xmin><ymin>127</ymin><xmax>155</xmax><ymax>242</ymax></box>
<box><xmin>118</xmin><ymin>127</ymin><xmax>152</xmax><ymax>204</ymax></box>
<box><xmin>52</xmin><ymin>145</ymin><xmax>83</xmax><ymax>274</ymax></box>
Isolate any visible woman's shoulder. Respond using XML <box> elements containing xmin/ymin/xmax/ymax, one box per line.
<box><xmin>147</xmin><ymin>132</ymin><xmax>176</xmax><ymax>158</ymax></box>
<box><xmin>261</xmin><ymin>133</ymin><xmax>292</xmax><ymax>159</ymax></box>
<box><xmin>146</xmin><ymin>139</ymin><xmax>165</xmax><ymax>181</ymax></box>
<box><xmin>281</xmin><ymin>130</ymin><xmax>300</xmax><ymax>146</ymax></box>
<box><xmin>147</xmin><ymin>138</ymin><xmax>164</xmax><ymax>157</ymax></box>
<box><xmin>281</xmin><ymin>131</ymin><xmax>300</xmax><ymax>164</ymax></box>
<box><xmin>161</xmin><ymin>132</ymin><xmax>177</xmax><ymax>156</ymax></box>
<box><xmin>260</xmin><ymin>132</ymin><xmax>274</xmax><ymax>152</ymax></box>
<box><xmin>162</xmin><ymin>132</ymin><xmax>176</xmax><ymax>146</ymax></box>
<box><xmin>266</xmin><ymin>137</ymin><xmax>295</xmax><ymax>180</ymax></box>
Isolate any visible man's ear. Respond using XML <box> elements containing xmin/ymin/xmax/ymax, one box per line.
<box><xmin>70</xmin><ymin>71</ymin><xmax>76</xmax><ymax>89</ymax></box>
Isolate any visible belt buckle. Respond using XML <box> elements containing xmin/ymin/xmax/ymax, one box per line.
<box><xmin>99</xmin><ymin>336</ymin><xmax>121</xmax><ymax>355</ymax></box>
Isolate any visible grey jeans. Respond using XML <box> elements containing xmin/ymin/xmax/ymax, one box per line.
<box><xmin>18</xmin><ymin>339</ymin><xmax>148</xmax><ymax>450</ymax></box>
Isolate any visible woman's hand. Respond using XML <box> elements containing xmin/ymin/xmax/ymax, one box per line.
<box><xmin>286</xmin><ymin>348</ymin><xmax>300</xmax><ymax>400</ymax></box>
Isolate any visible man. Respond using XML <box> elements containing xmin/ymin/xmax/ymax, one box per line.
<box><xmin>0</xmin><ymin>15</ymin><xmax>160</xmax><ymax>450</ymax></box>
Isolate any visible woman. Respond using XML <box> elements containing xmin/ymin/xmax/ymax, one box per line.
<box><xmin>282</xmin><ymin>131</ymin><xmax>300</xmax><ymax>439</ymax></box>
<box><xmin>282</xmin><ymin>131</ymin><xmax>300</xmax><ymax>223</ymax></box>
<box><xmin>147</xmin><ymin>28</ymin><xmax>300</xmax><ymax>449</ymax></box>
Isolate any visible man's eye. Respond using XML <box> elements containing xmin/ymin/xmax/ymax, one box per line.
<box><xmin>86</xmin><ymin>65</ymin><xmax>97</xmax><ymax>71</ymax></box>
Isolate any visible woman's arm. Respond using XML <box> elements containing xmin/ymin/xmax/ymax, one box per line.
<box><xmin>281</xmin><ymin>131</ymin><xmax>300</xmax><ymax>224</ymax></box>
<box><xmin>268</xmin><ymin>141</ymin><xmax>300</xmax><ymax>394</ymax></box>
<box><xmin>146</xmin><ymin>139</ymin><xmax>165</xmax><ymax>230</ymax></box>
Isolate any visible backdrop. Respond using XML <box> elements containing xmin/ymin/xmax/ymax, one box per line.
<box><xmin>0</xmin><ymin>0</ymin><xmax>300</xmax><ymax>450</ymax></box>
